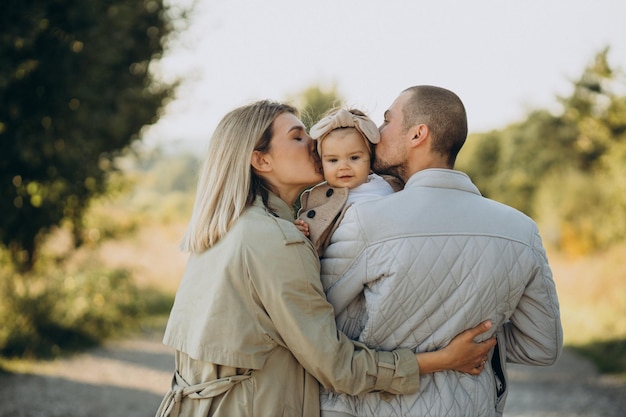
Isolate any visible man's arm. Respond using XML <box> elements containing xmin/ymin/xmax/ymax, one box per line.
<box><xmin>503</xmin><ymin>229</ymin><xmax>563</xmax><ymax>365</ymax></box>
<box><xmin>320</xmin><ymin>207</ymin><xmax>370</xmax><ymax>314</ymax></box>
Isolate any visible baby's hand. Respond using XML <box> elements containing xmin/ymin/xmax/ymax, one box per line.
<box><xmin>294</xmin><ymin>219</ymin><xmax>310</xmax><ymax>237</ymax></box>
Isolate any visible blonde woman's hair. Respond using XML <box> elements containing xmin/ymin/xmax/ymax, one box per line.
<box><xmin>181</xmin><ymin>100</ymin><xmax>298</xmax><ymax>253</ymax></box>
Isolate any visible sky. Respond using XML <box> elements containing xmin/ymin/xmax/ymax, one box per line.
<box><xmin>142</xmin><ymin>0</ymin><xmax>626</xmax><ymax>153</ymax></box>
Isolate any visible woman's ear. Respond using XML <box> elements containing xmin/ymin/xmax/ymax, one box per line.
<box><xmin>251</xmin><ymin>150</ymin><xmax>272</xmax><ymax>173</ymax></box>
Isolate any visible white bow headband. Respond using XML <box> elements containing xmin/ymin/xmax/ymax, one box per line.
<box><xmin>309</xmin><ymin>109</ymin><xmax>380</xmax><ymax>155</ymax></box>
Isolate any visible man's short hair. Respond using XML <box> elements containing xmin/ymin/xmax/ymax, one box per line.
<box><xmin>402</xmin><ymin>85</ymin><xmax>468</xmax><ymax>167</ymax></box>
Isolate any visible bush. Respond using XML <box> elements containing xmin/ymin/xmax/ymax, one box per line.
<box><xmin>0</xmin><ymin>264</ymin><xmax>173</xmax><ymax>358</ymax></box>
<box><xmin>571</xmin><ymin>339</ymin><xmax>626</xmax><ymax>376</ymax></box>
<box><xmin>0</xmin><ymin>150</ymin><xmax>192</xmax><ymax>360</ymax></box>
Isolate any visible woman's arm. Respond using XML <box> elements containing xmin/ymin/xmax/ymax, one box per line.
<box><xmin>416</xmin><ymin>321</ymin><xmax>496</xmax><ymax>375</ymax></box>
<box><xmin>253</xmin><ymin>224</ymin><xmax>420</xmax><ymax>396</ymax></box>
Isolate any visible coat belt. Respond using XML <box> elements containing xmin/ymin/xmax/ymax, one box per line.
<box><xmin>155</xmin><ymin>370</ymin><xmax>252</xmax><ymax>417</ymax></box>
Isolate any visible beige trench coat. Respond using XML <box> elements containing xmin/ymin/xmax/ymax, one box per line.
<box><xmin>156</xmin><ymin>192</ymin><xmax>420</xmax><ymax>417</ymax></box>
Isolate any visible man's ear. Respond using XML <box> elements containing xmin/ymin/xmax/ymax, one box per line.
<box><xmin>409</xmin><ymin>124</ymin><xmax>428</xmax><ymax>148</ymax></box>
<box><xmin>251</xmin><ymin>150</ymin><xmax>272</xmax><ymax>173</ymax></box>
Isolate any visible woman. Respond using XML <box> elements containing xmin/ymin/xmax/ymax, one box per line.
<box><xmin>155</xmin><ymin>100</ymin><xmax>495</xmax><ymax>417</ymax></box>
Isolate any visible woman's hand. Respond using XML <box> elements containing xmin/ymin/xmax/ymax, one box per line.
<box><xmin>415</xmin><ymin>321</ymin><xmax>496</xmax><ymax>376</ymax></box>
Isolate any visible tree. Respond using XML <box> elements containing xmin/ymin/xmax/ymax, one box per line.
<box><xmin>459</xmin><ymin>109</ymin><xmax>577</xmax><ymax>216</ymax></box>
<box><xmin>559</xmin><ymin>47</ymin><xmax>626</xmax><ymax>171</ymax></box>
<box><xmin>289</xmin><ymin>84</ymin><xmax>344</xmax><ymax>131</ymax></box>
<box><xmin>0</xmin><ymin>0</ymin><xmax>179</xmax><ymax>270</ymax></box>
<box><xmin>458</xmin><ymin>47</ymin><xmax>626</xmax><ymax>253</ymax></box>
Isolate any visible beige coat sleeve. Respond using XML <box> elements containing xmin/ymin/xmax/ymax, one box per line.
<box><xmin>248</xmin><ymin>217</ymin><xmax>421</xmax><ymax>395</ymax></box>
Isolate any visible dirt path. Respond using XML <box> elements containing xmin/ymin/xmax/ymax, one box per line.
<box><xmin>0</xmin><ymin>329</ymin><xmax>624</xmax><ymax>417</ymax></box>
<box><xmin>505</xmin><ymin>349</ymin><xmax>626</xmax><ymax>416</ymax></box>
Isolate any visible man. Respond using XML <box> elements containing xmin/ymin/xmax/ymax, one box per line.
<box><xmin>319</xmin><ymin>85</ymin><xmax>563</xmax><ymax>417</ymax></box>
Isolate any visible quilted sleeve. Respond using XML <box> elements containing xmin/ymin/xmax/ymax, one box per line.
<box><xmin>320</xmin><ymin>207</ymin><xmax>369</xmax><ymax>315</ymax></box>
<box><xmin>502</xmin><ymin>226</ymin><xmax>563</xmax><ymax>365</ymax></box>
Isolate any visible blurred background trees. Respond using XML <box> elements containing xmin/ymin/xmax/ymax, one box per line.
<box><xmin>0</xmin><ymin>0</ymin><xmax>177</xmax><ymax>271</ymax></box>
<box><xmin>0</xmin><ymin>1</ymin><xmax>624</xmax><ymax>371</ymax></box>
<box><xmin>0</xmin><ymin>0</ymin><xmax>183</xmax><ymax>358</ymax></box>
<box><xmin>458</xmin><ymin>47</ymin><xmax>626</xmax><ymax>256</ymax></box>
<box><xmin>289</xmin><ymin>84</ymin><xmax>344</xmax><ymax>131</ymax></box>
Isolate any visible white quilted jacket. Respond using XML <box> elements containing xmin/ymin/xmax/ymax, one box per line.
<box><xmin>320</xmin><ymin>169</ymin><xmax>563</xmax><ymax>417</ymax></box>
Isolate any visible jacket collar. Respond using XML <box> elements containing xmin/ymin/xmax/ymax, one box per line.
<box><xmin>405</xmin><ymin>168</ymin><xmax>482</xmax><ymax>196</ymax></box>
<box><xmin>252</xmin><ymin>191</ymin><xmax>296</xmax><ymax>221</ymax></box>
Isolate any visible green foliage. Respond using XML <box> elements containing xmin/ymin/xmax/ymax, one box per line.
<box><xmin>458</xmin><ymin>47</ymin><xmax>626</xmax><ymax>254</ymax></box>
<box><xmin>289</xmin><ymin>84</ymin><xmax>344</xmax><ymax>130</ymax></box>
<box><xmin>0</xmin><ymin>148</ymin><xmax>189</xmax><ymax>359</ymax></box>
<box><xmin>0</xmin><ymin>0</ymin><xmax>179</xmax><ymax>270</ymax></box>
<box><xmin>571</xmin><ymin>339</ymin><xmax>626</xmax><ymax>376</ymax></box>
<box><xmin>460</xmin><ymin>110</ymin><xmax>579</xmax><ymax>216</ymax></box>
<box><xmin>0</xmin><ymin>265</ymin><xmax>173</xmax><ymax>358</ymax></box>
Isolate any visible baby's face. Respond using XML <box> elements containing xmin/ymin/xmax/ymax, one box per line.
<box><xmin>320</xmin><ymin>128</ymin><xmax>371</xmax><ymax>189</ymax></box>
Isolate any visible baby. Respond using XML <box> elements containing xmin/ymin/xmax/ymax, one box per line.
<box><xmin>296</xmin><ymin>108</ymin><xmax>402</xmax><ymax>255</ymax></box>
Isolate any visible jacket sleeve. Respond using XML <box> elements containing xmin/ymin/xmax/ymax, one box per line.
<box><xmin>249</xmin><ymin>218</ymin><xmax>420</xmax><ymax>396</ymax></box>
<box><xmin>502</xmin><ymin>227</ymin><xmax>563</xmax><ymax>365</ymax></box>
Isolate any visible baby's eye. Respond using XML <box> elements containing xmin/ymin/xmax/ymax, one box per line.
<box><xmin>350</xmin><ymin>155</ymin><xmax>361</xmax><ymax>161</ymax></box>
